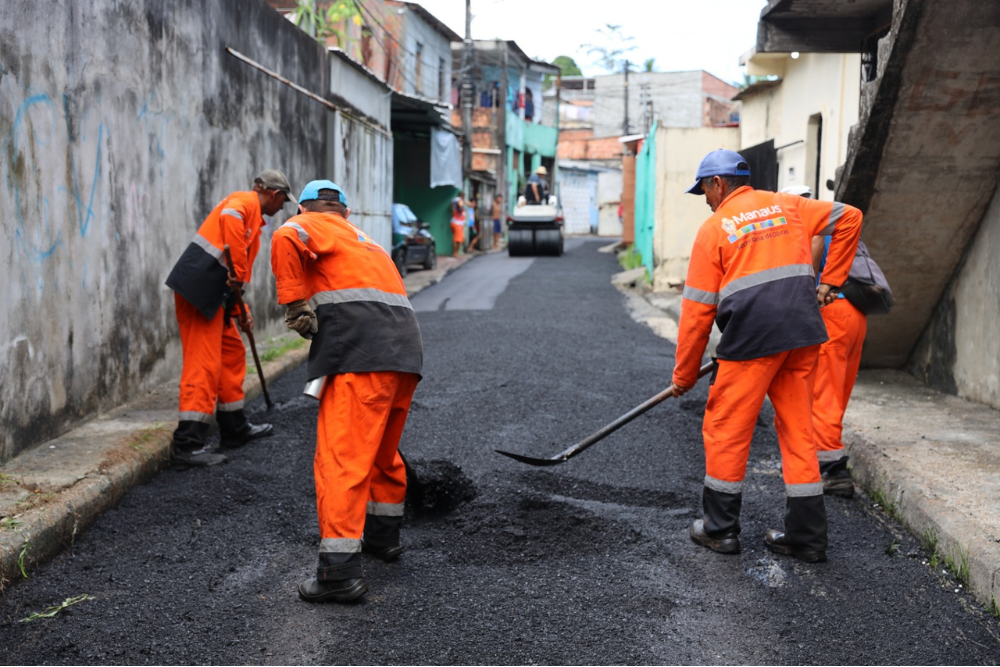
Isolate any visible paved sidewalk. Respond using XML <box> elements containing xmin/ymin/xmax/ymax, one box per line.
<box><xmin>619</xmin><ymin>278</ymin><xmax>1000</xmax><ymax>612</ymax></box>
<box><xmin>0</xmin><ymin>250</ymin><xmax>477</xmax><ymax>590</ymax></box>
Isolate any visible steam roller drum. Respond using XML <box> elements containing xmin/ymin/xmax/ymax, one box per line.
<box><xmin>535</xmin><ymin>229</ymin><xmax>563</xmax><ymax>256</ymax></box>
<box><xmin>507</xmin><ymin>228</ymin><xmax>534</xmax><ymax>256</ymax></box>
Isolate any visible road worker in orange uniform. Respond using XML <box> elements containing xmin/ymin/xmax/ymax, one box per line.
<box><xmin>672</xmin><ymin>150</ymin><xmax>862</xmax><ymax>563</ymax></box>
<box><xmin>811</xmin><ymin>234</ymin><xmax>867</xmax><ymax>498</ymax></box>
<box><xmin>270</xmin><ymin>180</ymin><xmax>423</xmax><ymax>603</ymax></box>
<box><xmin>165</xmin><ymin>170</ymin><xmax>295</xmax><ymax>467</ymax></box>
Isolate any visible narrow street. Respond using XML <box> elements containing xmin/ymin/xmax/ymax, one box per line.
<box><xmin>1</xmin><ymin>240</ymin><xmax>997</xmax><ymax>664</ymax></box>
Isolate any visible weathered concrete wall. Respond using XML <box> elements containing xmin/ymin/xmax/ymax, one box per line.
<box><xmin>910</xmin><ymin>176</ymin><xmax>1000</xmax><ymax>410</ymax></box>
<box><xmin>836</xmin><ymin>0</ymin><xmax>1000</xmax><ymax>367</ymax></box>
<box><xmin>651</xmin><ymin>126</ymin><xmax>739</xmax><ymax>290</ymax></box>
<box><xmin>0</xmin><ymin>0</ymin><xmax>329</xmax><ymax>462</ymax></box>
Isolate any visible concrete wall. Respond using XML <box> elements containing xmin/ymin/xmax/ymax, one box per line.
<box><xmin>400</xmin><ymin>11</ymin><xmax>452</xmax><ymax>104</ymax></box>
<box><xmin>0</xmin><ymin>0</ymin><xmax>330</xmax><ymax>462</ymax></box>
<box><xmin>327</xmin><ymin>53</ymin><xmax>393</xmax><ymax>250</ymax></box>
<box><xmin>593</xmin><ymin>71</ymin><xmax>705</xmax><ymax>138</ymax></box>
<box><xmin>651</xmin><ymin>126</ymin><xmax>740</xmax><ymax>291</ymax></box>
<box><xmin>743</xmin><ymin>52</ymin><xmax>860</xmax><ymax>201</ymax></box>
<box><xmin>910</xmin><ymin>177</ymin><xmax>1000</xmax><ymax>410</ymax></box>
<box><xmin>597</xmin><ymin>171</ymin><xmax>624</xmax><ymax>237</ymax></box>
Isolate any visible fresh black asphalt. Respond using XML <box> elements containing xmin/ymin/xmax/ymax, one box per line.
<box><xmin>1</xmin><ymin>239</ymin><xmax>998</xmax><ymax>664</ymax></box>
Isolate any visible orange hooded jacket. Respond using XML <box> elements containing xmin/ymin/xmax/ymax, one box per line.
<box><xmin>271</xmin><ymin>211</ymin><xmax>423</xmax><ymax>380</ymax></box>
<box><xmin>165</xmin><ymin>191</ymin><xmax>264</xmax><ymax>318</ymax></box>
<box><xmin>673</xmin><ymin>187</ymin><xmax>862</xmax><ymax>387</ymax></box>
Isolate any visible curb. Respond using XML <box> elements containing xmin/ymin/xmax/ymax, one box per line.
<box><xmin>0</xmin><ymin>247</ymin><xmax>464</xmax><ymax>590</ymax></box>
<box><xmin>621</xmin><ymin>281</ymin><xmax>1000</xmax><ymax>612</ymax></box>
<box><xmin>0</xmin><ymin>345</ymin><xmax>309</xmax><ymax>590</ymax></box>
<box><xmin>846</xmin><ymin>425</ymin><xmax>1000</xmax><ymax>610</ymax></box>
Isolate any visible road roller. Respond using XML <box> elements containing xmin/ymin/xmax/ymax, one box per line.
<box><xmin>507</xmin><ymin>198</ymin><xmax>564</xmax><ymax>257</ymax></box>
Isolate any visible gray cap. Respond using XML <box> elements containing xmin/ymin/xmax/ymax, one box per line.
<box><xmin>255</xmin><ymin>169</ymin><xmax>297</xmax><ymax>204</ymax></box>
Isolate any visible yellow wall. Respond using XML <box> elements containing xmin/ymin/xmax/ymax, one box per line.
<box><xmin>651</xmin><ymin>126</ymin><xmax>740</xmax><ymax>291</ymax></box>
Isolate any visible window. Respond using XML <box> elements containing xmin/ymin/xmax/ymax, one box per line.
<box><xmin>438</xmin><ymin>57</ymin><xmax>446</xmax><ymax>103</ymax></box>
<box><xmin>414</xmin><ymin>42</ymin><xmax>424</xmax><ymax>95</ymax></box>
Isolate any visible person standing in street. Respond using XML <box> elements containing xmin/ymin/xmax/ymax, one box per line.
<box><xmin>165</xmin><ymin>170</ymin><xmax>294</xmax><ymax>467</ymax></box>
<box><xmin>673</xmin><ymin>150</ymin><xmax>862</xmax><ymax>563</ymax></box>
<box><xmin>450</xmin><ymin>193</ymin><xmax>466</xmax><ymax>257</ymax></box>
<box><xmin>466</xmin><ymin>195</ymin><xmax>480</xmax><ymax>252</ymax></box>
<box><xmin>783</xmin><ymin>186</ymin><xmax>868</xmax><ymax>499</ymax></box>
<box><xmin>492</xmin><ymin>194</ymin><xmax>504</xmax><ymax>248</ymax></box>
<box><xmin>270</xmin><ymin>180</ymin><xmax>423</xmax><ymax>603</ymax></box>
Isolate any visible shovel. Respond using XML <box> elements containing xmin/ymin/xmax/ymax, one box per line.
<box><xmin>496</xmin><ymin>360</ymin><xmax>716</xmax><ymax>467</ymax></box>
<box><xmin>223</xmin><ymin>245</ymin><xmax>274</xmax><ymax>410</ymax></box>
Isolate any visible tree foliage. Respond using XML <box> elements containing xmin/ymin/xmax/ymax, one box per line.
<box><xmin>642</xmin><ymin>58</ymin><xmax>657</xmax><ymax>73</ymax></box>
<box><xmin>291</xmin><ymin>0</ymin><xmax>362</xmax><ymax>46</ymax></box>
<box><xmin>582</xmin><ymin>24</ymin><xmax>637</xmax><ymax>73</ymax></box>
<box><xmin>552</xmin><ymin>56</ymin><xmax>583</xmax><ymax>77</ymax></box>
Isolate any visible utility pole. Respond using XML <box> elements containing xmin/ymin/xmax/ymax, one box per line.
<box><xmin>461</xmin><ymin>0</ymin><xmax>473</xmax><ymax>201</ymax></box>
<box><xmin>498</xmin><ymin>40</ymin><xmax>508</xmax><ymax>226</ymax></box>
<box><xmin>622</xmin><ymin>59</ymin><xmax>630</xmax><ymax>136</ymax></box>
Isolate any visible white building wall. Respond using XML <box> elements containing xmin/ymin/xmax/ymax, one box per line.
<box><xmin>652</xmin><ymin>126</ymin><xmax>740</xmax><ymax>291</ymax></box>
<box><xmin>597</xmin><ymin>171</ymin><xmax>623</xmax><ymax>237</ymax></box>
<box><xmin>401</xmin><ymin>13</ymin><xmax>452</xmax><ymax>103</ymax></box>
<box><xmin>558</xmin><ymin>170</ymin><xmax>595</xmax><ymax>235</ymax></box>
<box><xmin>743</xmin><ymin>52</ymin><xmax>861</xmax><ymax>200</ymax></box>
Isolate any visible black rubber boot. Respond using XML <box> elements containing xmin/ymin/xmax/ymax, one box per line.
<box><xmin>217</xmin><ymin>409</ymin><xmax>274</xmax><ymax>449</ymax></box>
<box><xmin>766</xmin><ymin>495</ymin><xmax>828</xmax><ymax>563</ymax></box>
<box><xmin>171</xmin><ymin>421</ymin><xmax>227</xmax><ymax>467</ymax></box>
<box><xmin>362</xmin><ymin>513</ymin><xmax>404</xmax><ymax>562</ymax></box>
<box><xmin>691</xmin><ymin>487</ymin><xmax>742</xmax><ymax>554</ymax></box>
<box><xmin>820</xmin><ymin>456</ymin><xmax>854</xmax><ymax>498</ymax></box>
<box><xmin>298</xmin><ymin>553</ymin><xmax>367</xmax><ymax>603</ymax></box>
<box><xmin>689</xmin><ymin>519</ymin><xmax>740</xmax><ymax>554</ymax></box>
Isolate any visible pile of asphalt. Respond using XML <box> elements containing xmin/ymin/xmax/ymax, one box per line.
<box><xmin>1</xmin><ymin>241</ymin><xmax>998</xmax><ymax>664</ymax></box>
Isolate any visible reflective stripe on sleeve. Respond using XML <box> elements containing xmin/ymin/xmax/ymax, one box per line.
<box><xmin>221</xmin><ymin>208</ymin><xmax>245</xmax><ymax>221</ymax></box>
<box><xmin>192</xmin><ymin>233</ymin><xmax>229</xmax><ymax>269</ymax></box>
<box><xmin>217</xmin><ymin>400</ymin><xmax>244</xmax><ymax>412</ymax></box>
<box><xmin>785</xmin><ymin>482</ymin><xmax>824</xmax><ymax>497</ymax></box>
<box><xmin>720</xmin><ymin>263</ymin><xmax>814</xmax><ymax>302</ymax></box>
<box><xmin>313</xmin><ymin>288</ymin><xmax>413</xmax><ymax>310</ymax></box>
<box><xmin>366</xmin><ymin>501</ymin><xmax>405</xmax><ymax>517</ymax></box>
<box><xmin>178</xmin><ymin>411</ymin><xmax>212</xmax><ymax>423</ymax></box>
<box><xmin>281</xmin><ymin>221</ymin><xmax>309</xmax><ymax>244</ymax></box>
<box><xmin>818</xmin><ymin>202</ymin><xmax>845</xmax><ymax>236</ymax></box>
<box><xmin>682</xmin><ymin>285</ymin><xmax>719</xmax><ymax>305</ymax></box>
<box><xmin>705</xmin><ymin>475</ymin><xmax>744</xmax><ymax>495</ymax></box>
<box><xmin>319</xmin><ymin>537</ymin><xmax>362</xmax><ymax>553</ymax></box>
<box><xmin>817</xmin><ymin>448</ymin><xmax>846</xmax><ymax>462</ymax></box>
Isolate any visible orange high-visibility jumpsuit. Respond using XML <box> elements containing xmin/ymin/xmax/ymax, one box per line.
<box><xmin>271</xmin><ymin>211</ymin><xmax>423</xmax><ymax>580</ymax></box>
<box><xmin>674</xmin><ymin>187</ymin><xmax>862</xmax><ymax>551</ymax></box>
<box><xmin>813</xmin><ymin>267</ymin><xmax>868</xmax><ymax>472</ymax></box>
<box><xmin>165</xmin><ymin>192</ymin><xmax>265</xmax><ymax>446</ymax></box>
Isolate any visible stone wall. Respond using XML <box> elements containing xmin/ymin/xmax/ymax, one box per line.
<box><xmin>910</xmin><ymin>177</ymin><xmax>1000</xmax><ymax>410</ymax></box>
<box><xmin>0</xmin><ymin>0</ymin><xmax>329</xmax><ymax>461</ymax></box>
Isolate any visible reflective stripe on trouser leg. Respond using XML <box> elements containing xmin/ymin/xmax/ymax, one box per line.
<box><xmin>703</xmin><ymin>355</ymin><xmax>784</xmax><ymax>499</ymax></box>
<box><xmin>216</xmin><ymin>315</ymin><xmax>247</xmax><ymax>410</ymax></box>
<box><xmin>814</xmin><ymin>300</ymin><xmax>867</xmax><ymax>454</ymax></box>
<box><xmin>316</xmin><ymin>371</ymin><xmax>418</xmax><ymax>554</ymax></box>
<box><xmin>175</xmin><ymin>292</ymin><xmax>223</xmax><ymax>420</ymax></box>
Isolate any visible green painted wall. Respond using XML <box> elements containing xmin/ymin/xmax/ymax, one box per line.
<box><xmin>393</xmin><ymin>134</ymin><xmax>459</xmax><ymax>256</ymax></box>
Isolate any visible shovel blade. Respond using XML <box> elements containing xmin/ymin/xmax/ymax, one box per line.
<box><xmin>494</xmin><ymin>449</ymin><xmax>566</xmax><ymax>467</ymax></box>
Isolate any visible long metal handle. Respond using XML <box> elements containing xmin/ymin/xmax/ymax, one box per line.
<box><xmin>223</xmin><ymin>245</ymin><xmax>273</xmax><ymax>409</ymax></box>
<box><xmin>548</xmin><ymin>360</ymin><xmax>716</xmax><ymax>463</ymax></box>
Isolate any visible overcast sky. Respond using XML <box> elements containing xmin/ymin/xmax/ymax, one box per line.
<box><xmin>409</xmin><ymin>0</ymin><xmax>767</xmax><ymax>84</ymax></box>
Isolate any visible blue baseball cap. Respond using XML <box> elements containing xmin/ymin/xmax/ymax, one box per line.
<box><xmin>685</xmin><ymin>149</ymin><xmax>751</xmax><ymax>194</ymax></box>
<box><xmin>298</xmin><ymin>180</ymin><xmax>348</xmax><ymax>208</ymax></box>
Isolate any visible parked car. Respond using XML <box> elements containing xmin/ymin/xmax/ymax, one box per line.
<box><xmin>391</xmin><ymin>203</ymin><xmax>437</xmax><ymax>277</ymax></box>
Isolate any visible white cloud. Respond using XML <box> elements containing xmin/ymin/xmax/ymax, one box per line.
<box><xmin>408</xmin><ymin>0</ymin><xmax>765</xmax><ymax>84</ymax></box>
